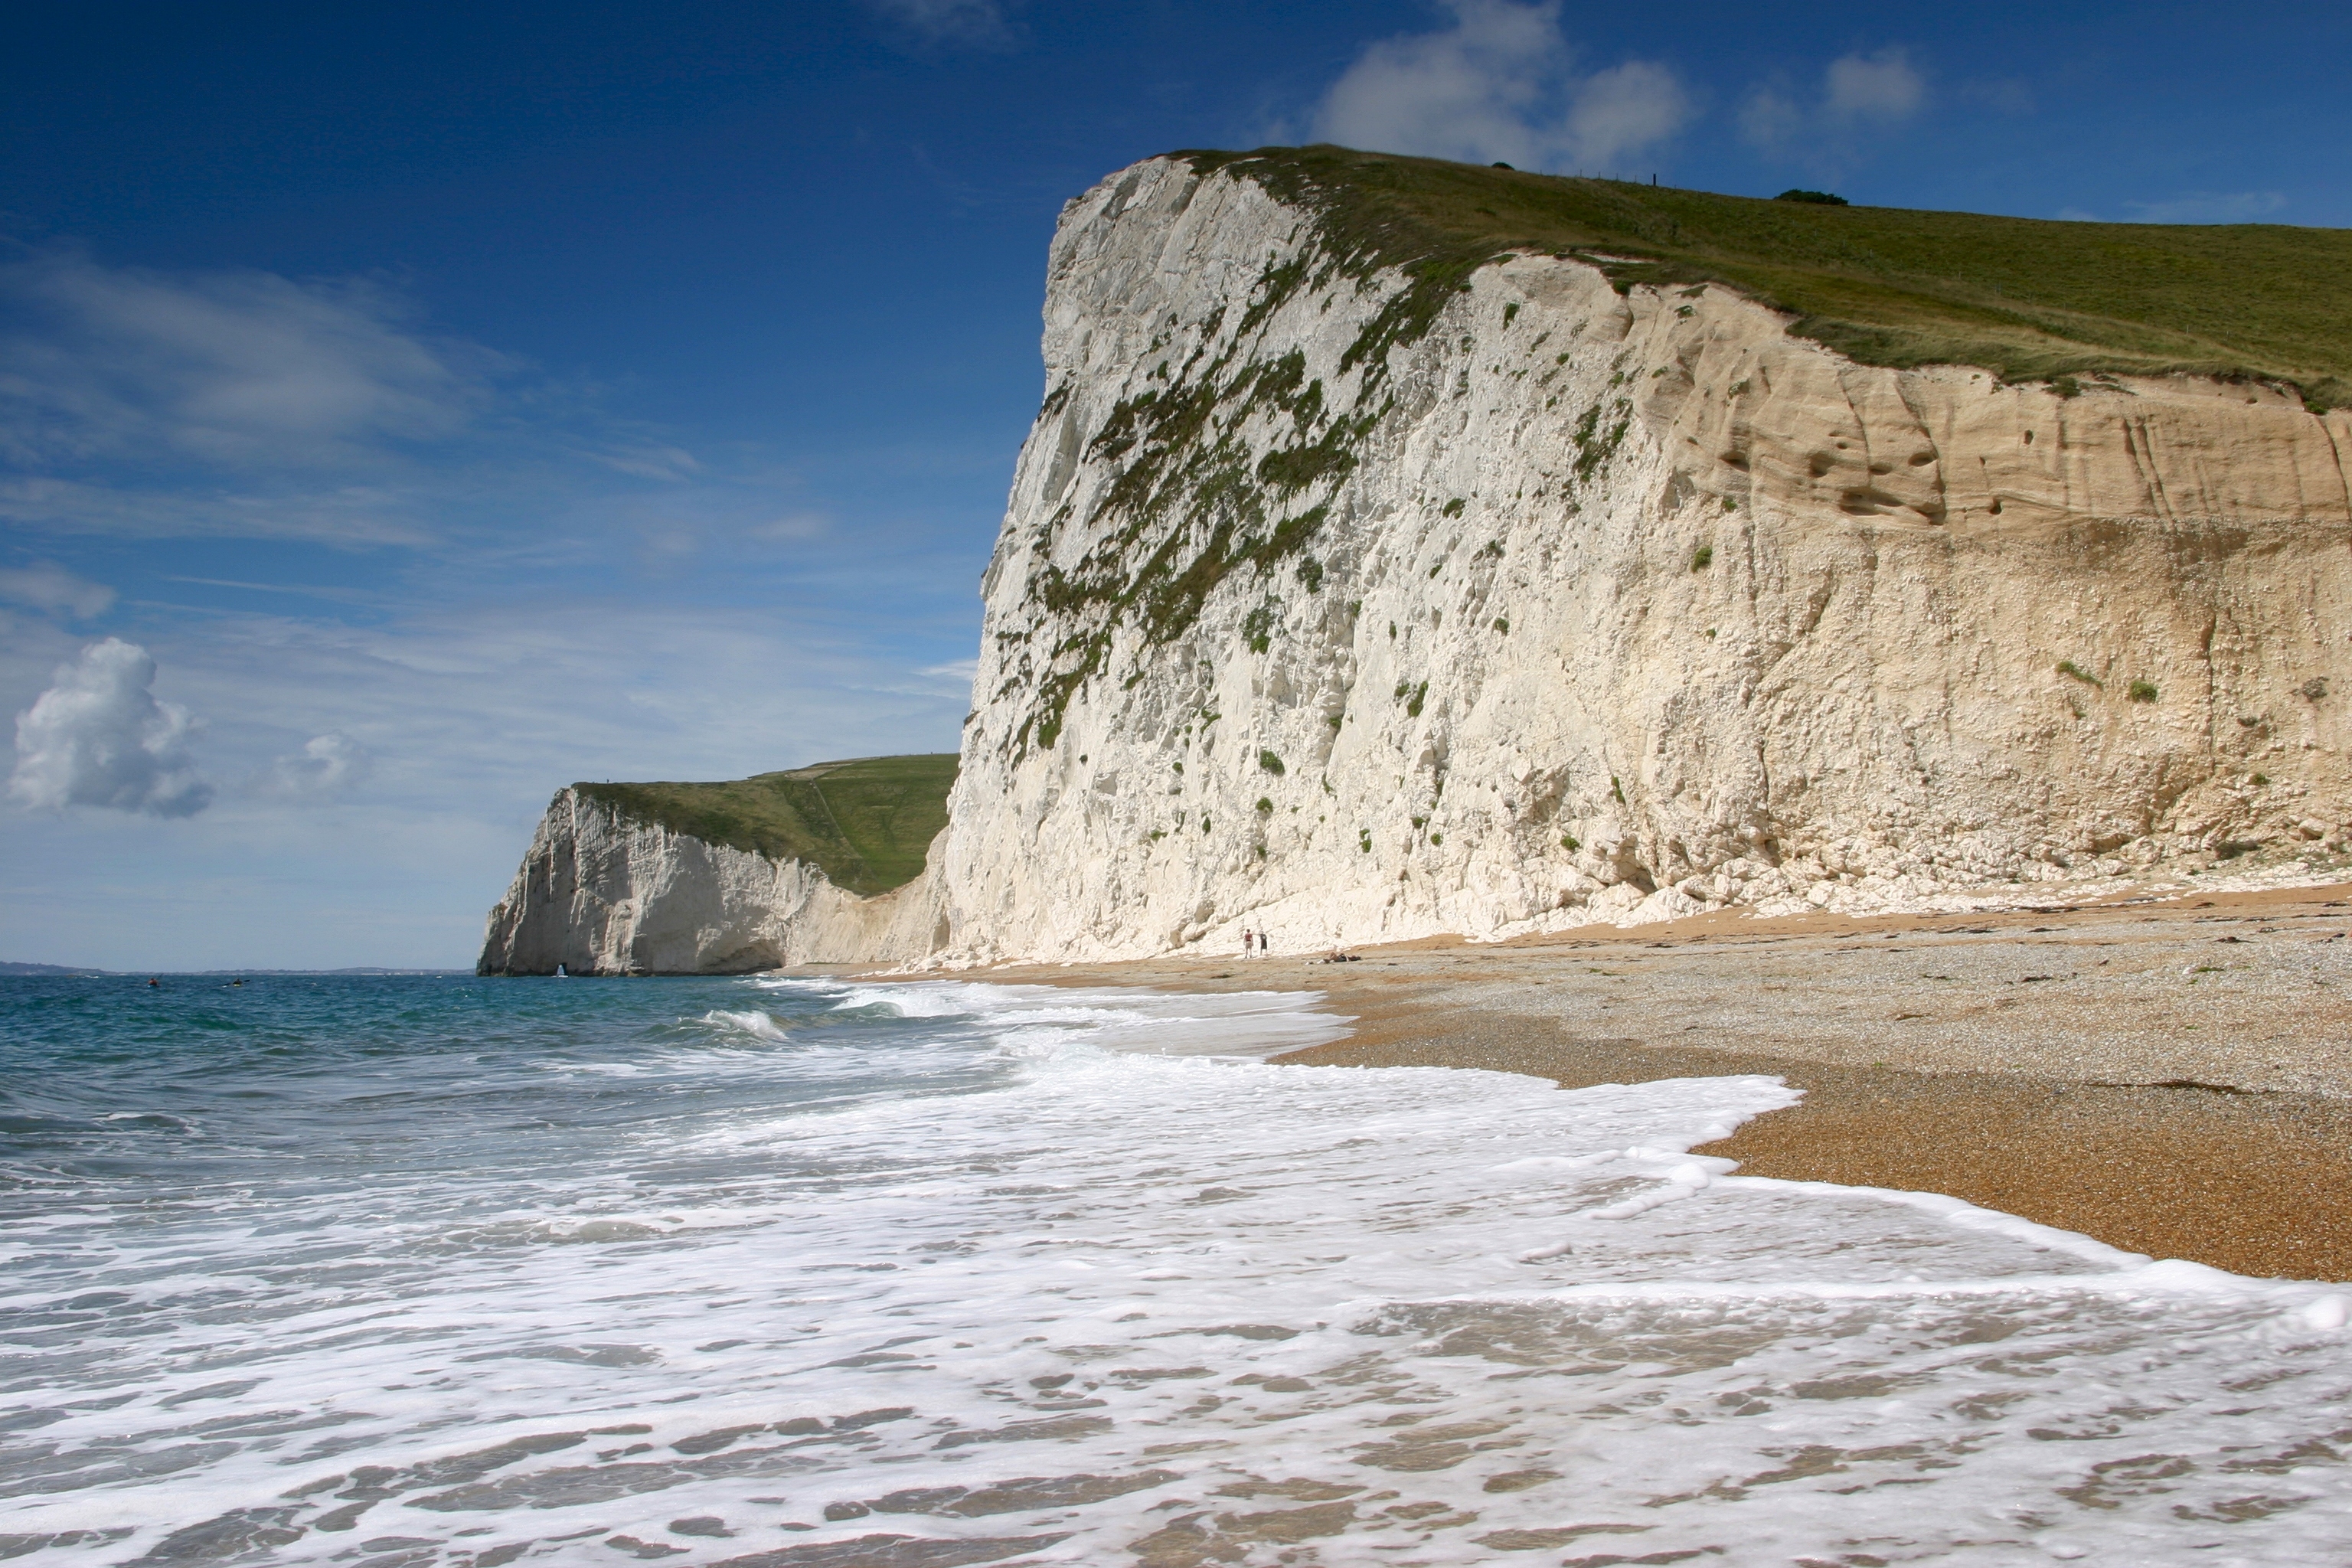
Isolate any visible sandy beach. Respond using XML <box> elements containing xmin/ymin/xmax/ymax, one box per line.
<box><xmin>974</xmin><ymin>883</ymin><xmax>2352</xmax><ymax>1281</ymax></box>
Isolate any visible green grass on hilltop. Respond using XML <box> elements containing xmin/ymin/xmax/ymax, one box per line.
<box><xmin>1176</xmin><ymin>145</ymin><xmax>2352</xmax><ymax>410</ymax></box>
<box><xmin>577</xmin><ymin>754</ymin><xmax>956</xmax><ymax>897</ymax></box>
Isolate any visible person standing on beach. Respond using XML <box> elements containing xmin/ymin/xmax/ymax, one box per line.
<box><xmin>1259</xmin><ymin>932</ymin><xmax>1270</xmax><ymax>957</ymax></box>
<box><xmin>1241</xmin><ymin>927</ymin><xmax>1254</xmax><ymax>959</ymax></box>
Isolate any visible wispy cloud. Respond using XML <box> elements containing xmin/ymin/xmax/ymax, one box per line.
<box><xmin>8</xmin><ymin>638</ymin><xmax>211</xmax><ymax>817</ymax></box>
<box><xmin>745</xmin><ymin>510</ymin><xmax>831</xmax><ymax>543</ymax></box>
<box><xmin>0</xmin><ymin>473</ymin><xmax>443</xmax><ymax>546</ymax></box>
<box><xmin>2060</xmin><ymin>191</ymin><xmax>2290</xmax><ymax>224</ymax></box>
<box><xmin>1307</xmin><ymin>1</ymin><xmax>1692</xmax><ymax>175</ymax></box>
<box><xmin>126</xmin><ymin>598</ymin><xmax>972</xmax><ymax>816</ymax></box>
<box><xmin>0</xmin><ymin>596</ymin><xmax>976</xmax><ymax>968</ymax></box>
<box><xmin>867</xmin><ymin>0</ymin><xmax>1014</xmax><ymax>51</ymax></box>
<box><xmin>2125</xmin><ymin>190</ymin><xmax>2288</xmax><ymax>224</ymax></box>
<box><xmin>1958</xmin><ymin>77</ymin><xmax>2034</xmax><ymax>117</ymax></box>
<box><xmin>1824</xmin><ymin>47</ymin><xmax>1925</xmax><ymax>121</ymax></box>
<box><xmin>251</xmin><ymin>732</ymin><xmax>371</xmax><ymax>802</ymax></box>
<box><xmin>0</xmin><ymin>247</ymin><xmax>499</xmax><ymax>472</ymax></box>
<box><xmin>0</xmin><ymin>246</ymin><xmax>518</xmax><ymax>549</ymax></box>
<box><xmin>588</xmin><ymin>442</ymin><xmax>702</xmax><ymax>482</ymax></box>
<box><xmin>1740</xmin><ymin>46</ymin><xmax>1926</xmax><ymax>175</ymax></box>
<box><xmin>0</xmin><ymin>249</ymin><xmax>840</xmax><ymax>556</ymax></box>
<box><xmin>0</xmin><ymin>561</ymin><xmax>114</xmax><ymax>619</ymax></box>
<box><xmin>0</xmin><ymin>230</ymin><xmax>992</xmax><ymax>962</ymax></box>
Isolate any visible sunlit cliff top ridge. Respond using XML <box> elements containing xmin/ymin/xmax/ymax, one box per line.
<box><xmin>1177</xmin><ymin>145</ymin><xmax>2352</xmax><ymax>410</ymax></box>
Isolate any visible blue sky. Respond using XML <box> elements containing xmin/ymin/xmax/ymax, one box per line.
<box><xmin>5</xmin><ymin>0</ymin><xmax>2347</xmax><ymax>969</ymax></box>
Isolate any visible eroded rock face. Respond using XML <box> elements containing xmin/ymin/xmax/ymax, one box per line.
<box><xmin>929</xmin><ymin>156</ymin><xmax>2352</xmax><ymax>960</ymax></box>
<box><xmin>477</xmin><ymin>789</ymin><xmax>943</xmax><ymax>975</ymax></box>
<box><xmin>484</xmin><ymin>155</ymin><xmax>2352</xmax><ymax>972</ymax></box>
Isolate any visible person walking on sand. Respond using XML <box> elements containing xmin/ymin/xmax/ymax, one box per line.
<box><xmin>1258</xmin><ymin>931</ymin><xmax>1270</xmax><ymax>957</ymax></box>
<box><xmin>1241</xmin><ymin>927</ymin><xmax>1254</xmax><ymax>959</ymax></box>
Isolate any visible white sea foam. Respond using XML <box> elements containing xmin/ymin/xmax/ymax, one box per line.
<box><xmin>701</xmin><ymin>1008</ymin><xmax>792</xmax><ymax>1041</ymax></box>
<box><xmin>796</xmin><ymin>978</ymin><xmax>1355</xmax><ymax>1058</ymax></box>
<box><xmin>4</xmin><ymin>980</ymin><xmax>2350</xmax><ymax>1566</ymax></box>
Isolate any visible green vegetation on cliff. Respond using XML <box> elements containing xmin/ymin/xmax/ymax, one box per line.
<box><xmin>1178</xmin><ymin>145</ymin><xmax>2352</xmax><ymax>410</ymax></box>
<box><xmin>577</xmin><ymin>754</ymin><xmax>956</xmax><ymax>897</ymax></box>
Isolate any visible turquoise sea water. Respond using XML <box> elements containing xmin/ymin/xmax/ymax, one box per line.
<box><xmin>5</xmin><ymin>972</ymin><xmax>2352</xmax><ymax>1566</ymax></box>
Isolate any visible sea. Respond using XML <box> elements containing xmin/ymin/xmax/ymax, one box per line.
<box><xmin>4</xmin><ymin>972</ymin><xmax>2351</xmax><ymax>1567</ymax></box>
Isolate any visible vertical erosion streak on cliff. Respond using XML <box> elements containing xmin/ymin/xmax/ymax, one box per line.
<box><xmin>930</xmin><ymin>155</ymin><xmax>2352</xmax><ymax>963</ymax></box>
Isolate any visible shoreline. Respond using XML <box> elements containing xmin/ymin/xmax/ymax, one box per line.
<box><xmin>959</xmin><ymin>883</ymin><xmax>2352</xmax><ymax>1282</ymax></box>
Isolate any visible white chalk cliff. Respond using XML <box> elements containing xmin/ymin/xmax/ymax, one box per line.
<box><xmin>486</xmin><ymin>152</ymin><xmax>2352</xmax><ymax>972</ymax></box>
<box><xmin>479</xmin><ymin>788</ymin><xmax>943</xmax><ymax>975</ymax></box>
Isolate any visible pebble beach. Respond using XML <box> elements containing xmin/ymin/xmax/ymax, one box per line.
<box><xmin>985</xmin><ymin>882</ymin><xmax>2352</xmax><ymax>1280</ymax></box>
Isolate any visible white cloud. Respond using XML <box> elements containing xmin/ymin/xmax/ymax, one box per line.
<box><xmin>0</xmin><ymin>592</ymin><xmax>978</xmax><ymax>966</ymax></box>
<box><xmin>1312</xmin><ymin>0</ymin><xmax>1557</xmax><ymax>170</ymax></box>
<box><xmin>1308</xmin><ymin>1</ymin><xmax>1691</xmax><ymax>175</ymax></box>
<box><xmin>1735</xmin><ymin>88</ymin><xmax>1804</xmax><ymax>152</ymax></box>
<box><xmin>0</xmin><ymin>248</ymin><xmax>500</xmax><ymax>472</ymax></box>
<box><xmin>2125</xmin><ymin>191</ymin><xmax>2288</xmax><ymax>224</ymax></box>
<box><xmin>590</xmin><ymin>442</ymin><xmax>702</xmax><ymax>482</ymax></box>
<box><xmin>1959</xmin><ymin>77</ymin><xmax>2034</xmax><ymax>116</ymax></box>
<box><xmin>0</xmin><ymin>473</ymin><xmax>441</xmax><ymax>547</ymax></box>
<box><xmin>745</xmin><ymin>510</ymin><xmax>831</xmax><ymax>542</ymax></box>
<box><xmin>9</xmin><ymin>638</ymin><xmax>211</xmax><ymax>817</ymax></box>
<box><xmin>1565</xmin><ymin>61</ymin><xmax>1694</xmax><ymax>171</ymax></box>
<box><xmin>1824</xmin><ymin>47</ymin><xmax>1925</xmax><ymax>122</ymax></box>
<box><xmin>253</xmin><ymin>732</ymin><xmax>371</xmax><ymax>802</ymax></box>
<box><xmin>131</xmin><ymin>598</ymin><xmax>972</xmax><ymax>810</ymax></box>
<box><xmin>0</xmin><ymin>245</ymin><xmax>867</xmax><ymax>565</ymax></box>
<box><xmin>868</xmin><ymin>0</ymin><xmax>1012</xmax><ymax>49</ymax></box>
<box><xmin>0</xmin><ymin>562</ymin><xmax>114</xmax><ymax>619</ymax></box>
<box><xmin>1740</xmin><ymin>46</ymin><xmax>1927</xmax><ymax>168</ymax></box>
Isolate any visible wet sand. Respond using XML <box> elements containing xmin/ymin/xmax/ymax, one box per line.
<box><xmin>972</xmin><ymin>884</ymin><xmax>2352</xmax><ymax>1280</ymax></box>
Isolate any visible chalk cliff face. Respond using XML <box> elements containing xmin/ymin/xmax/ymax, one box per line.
<box><xmin>478</xmin><ymin>789</ymin><xmax>942</xmax><ymax>975</ymax></box>
<box><xmin>929</xmin><ymin>155</ymin><xmax>2352</xmax><ymax>961</ymax></box>
<box><xmin>484</xmin><ymin>153</ymin><xmax>2352</xmax><ymax>972</ymax></box>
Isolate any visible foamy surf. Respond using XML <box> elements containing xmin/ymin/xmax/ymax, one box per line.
<box><xmin>701</xmin><ymin>1008</ymin><xmax>792</xmax><ymax>1041</ymax></box>
<box><xmin>791</xmin><ymin>978</ymin><xmax>1357</xmax><ymax>1059</ymax></box>
<box><xmin>2</xmin><ymin>974</ymin><xmax>2349</xmax><ymax>1566</ymax></box>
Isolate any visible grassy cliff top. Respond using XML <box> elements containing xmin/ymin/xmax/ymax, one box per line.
<box><xmin>1178</xmin><ymin>145</ymin><xmax>2352</xmax><ymax>410</ymax></box>
<box><xmin>576</xmin><ymin>753</ymin><xmax>956</xmax><ymax>897</ymax></box>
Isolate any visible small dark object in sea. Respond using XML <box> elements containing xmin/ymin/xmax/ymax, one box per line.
<box><xmin>1776</xmin><ymin>188</ymin><xmax>1849</xmax><ymax>206</ymax></box>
